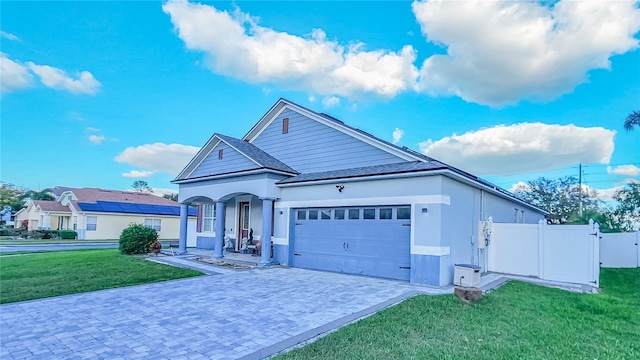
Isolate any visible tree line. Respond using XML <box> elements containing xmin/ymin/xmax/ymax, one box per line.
<box><xmin>513</xmin><ymin>177</ymin><xmax>639</xmax><ymax>233</ymax></box>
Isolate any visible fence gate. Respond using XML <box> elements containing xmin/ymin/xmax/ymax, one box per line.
<box><xmin>600</xmin><ymin>232</ymin><xmax>639</xmax><ymax>268</ymax></box>
<box><xmin>487</xmin><ymin>219</ymin><xmax>600</xmax><ymax>287</ymax></box>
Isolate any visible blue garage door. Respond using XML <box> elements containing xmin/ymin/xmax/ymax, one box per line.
<box><xmin>291</xmin><ymin>206</ymin><xmax>411</xmax><ymax>281</ymax></box>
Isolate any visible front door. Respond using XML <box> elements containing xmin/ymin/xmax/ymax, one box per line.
<box><xmin>238</xmin><ymin>202</ymin><xmax>250</xmax><ymax>250</ymax></box>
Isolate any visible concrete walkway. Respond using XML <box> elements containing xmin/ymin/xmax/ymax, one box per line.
<box><xmin>0</xmin><ymin>262</ymin><xmax>449</xmax><ymax>360</ymax></box>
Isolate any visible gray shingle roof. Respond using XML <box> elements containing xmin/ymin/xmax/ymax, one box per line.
<box><xmin>216</xmin><ymin>134</ymin><xmax>298</xmax><ymax>174</ymax></box>
<box><xmin>277</xmin><ymin>161</ymin><xmax>446</xmax><ymax>184</ymax></box>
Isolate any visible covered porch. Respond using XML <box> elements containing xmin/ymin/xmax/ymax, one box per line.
<box><xmin>175</xmin><ymin>173</ymin><xmax>286</xmax><ymax>267</ymax></box>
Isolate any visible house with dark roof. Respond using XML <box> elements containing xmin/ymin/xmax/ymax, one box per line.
<box><xmin>14</xmin><ymin>187</ymin><xmax>196</xmax><ymax>240</ymax></box>
<box><xmin>173</xmin><ymin>98</ymin><xmax>546</xmax><ymax>286</ymax></box>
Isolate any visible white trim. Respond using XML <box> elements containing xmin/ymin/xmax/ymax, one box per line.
<box><xmin>272</xmin><ymin>237</ymin><xmax>287</xmax><ymax>245</ymax></box>
<box><xmin>244</xmin><ymin>100</ymin><xmax>422</xmax><ymax>162</ymax></box>
<box><xmin>411</xmin><ymin>245</ymin><xmax>451</xmax><ymax>256</ymax></box>
<box><xmin>247</xmin><ymin>106</ymin><xmax>288</xmax><ymax>141</ymax></box>
<box><xmin>277</xmin><ymin>195</ymin><xmax>450</xmax><ymax>208</ymax></box>
<box><xmin>173</xmin><ymin>168</ymin><xmax>295</xmax><ymax>184</ymax></box>
<box><xmin>182</xmin><ymin>139</ymin><xmax>222</xmax><ymax>180</ymax></box>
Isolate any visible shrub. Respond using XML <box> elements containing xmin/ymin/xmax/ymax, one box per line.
<box><xmin>0</xmin><ymin>229</ymin><xmax>11</xmax><ymax>236</ymax></box>
<box><xmin>59</xmin><ymin>230</ymin><xmax>77</xmax><ymax>239</ymax></box>
<box><xmin>119</xmin><ymin>223</ymin><xmax>158</xmax><ymax>255</ymax></box>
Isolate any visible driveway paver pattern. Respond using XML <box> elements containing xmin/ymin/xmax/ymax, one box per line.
<box><xmin>1</xmin><ymin>265</ymin><xmax>446</xmax><ymax>360</ymax></box>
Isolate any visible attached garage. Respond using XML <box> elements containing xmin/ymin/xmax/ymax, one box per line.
<box><xmin>291</xmin><ymin>206</ymin><xmax>412</xmax><ymax>281</ymax></box>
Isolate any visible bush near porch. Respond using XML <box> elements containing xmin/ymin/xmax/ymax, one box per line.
<box><xmin>276</xmin><ymin>268</ymin><xmax>640</xmax><ymax>360</ymax></box>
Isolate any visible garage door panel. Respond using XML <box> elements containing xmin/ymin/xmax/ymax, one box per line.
<box><xmin>292</xmin><ymin>206</ymin><xmax>411</xmax><ymax>281</ymax></box>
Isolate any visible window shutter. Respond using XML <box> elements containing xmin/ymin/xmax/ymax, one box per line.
<box><xmin>196</xmin><ymin>205</ymin><xmax>202</xmax><ymax>232</ymax></box>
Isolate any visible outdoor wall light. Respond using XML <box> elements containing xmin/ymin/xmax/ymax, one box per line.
<box><xmin>422</xmin><ymin>207</ymin><xmax>428</xmax><ymax>213</ymax></box>
<box><xmin>279</xmin><ymin>210</ymin><xmax>283</xmax><ymax>215</ymax></box>
<box><xmin>336</xmin><ymin>185</ymin><xmax>344</xmax><ymax>192</ymax></box>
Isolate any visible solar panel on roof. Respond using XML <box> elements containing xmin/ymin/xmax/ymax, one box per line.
<box><xmin>99</xmin><ymin>202</ymin><xmax>123</xmax><ymax>211</ymax></box>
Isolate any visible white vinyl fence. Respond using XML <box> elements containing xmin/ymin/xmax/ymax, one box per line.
<box><xmin>600</xmin><ymin>232</ymin><xmax>639</xmax><ymax>268</ymax></box>
<box><xmin>487</xmin><ymin>219</ymin><xmax>600</xmax><ymax>287</ymax></box>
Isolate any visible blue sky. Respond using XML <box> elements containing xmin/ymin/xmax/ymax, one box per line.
<box><xmin>1</xmin><ymin>0</ymin><xmax>639</xmax><ymax>200</ymax></box>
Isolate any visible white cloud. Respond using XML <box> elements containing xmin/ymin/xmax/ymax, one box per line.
<box><xmin>591</xmin><ymin>185</ymin><xmax>624</xmax><ymax>202</ymax></box>
<box><xmin>114</xmin><ymin>142</ymin><xmax>200</xmax><ymax>177</ymax></box>
<box><xmin>0</xmin><ymin>53</ymin><xmax>33</xmax><ymax>93</ymax></box>
<box><xmin>122</xmin><ymin>170</ymin><xmax>154</xmax><ymax>179</ymax></box>
<box><xmin>420</xmin><ymin>123</ymin><xmax>615</xmax><ymax>176</ymax></box>
<box><xmin>150</xmin><ymin>188</ymin><xmax>178</xmax><ymax>197</ymax></box>
<box><xmin>509</xmin><ymin>181</ymin><xmax>531</xmax><ymax>194</ymax></box>
<box><xmin>412</xmin><ymin>0</ymin><xmax>640</xmax><ymax>106</ymax></box>
<box><xmin>85</xmin><ymin>127</ymin><xmax>101</xmax><ymax>132</ymax></box>
<box><xmin>392</xmin><ymin>128</ymin><xmax>404</xmax><ymax>144</ymax></box>
<box><xmin>27</xmin><ymin>62</ymin><xmax>101</xmax><ymax>95</ymax></box>
<box><xmin>607</xmin><ymin>165</ymin><xmax>640</xmax><ymax>177</ymax></box>
<box><xmin>162</xmin><ymin>0</ymin><xmax>418</xmax><ymax>100</ymax></box>
<box><xmin>88</xmin><ymin>135</ymin><xmax>105</xmax><ymax>145</ymax></box>
<box><xmin>322</xmin><ymin>96</ymin><xmax>340</xmax><ymax>108</ymax></box>
<box><xmin>1</xmin><ymin>31</ymin><xmax>19</xmax><ymax>41</ymax></box>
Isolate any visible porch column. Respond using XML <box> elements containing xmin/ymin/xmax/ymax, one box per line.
<box><xmin>178</xmin><ymin>203</ymin><xmax>189</xmax><ymax>254</ymax></box>
<box><xmin>213</xmin><ymin>201</ymin><xmax>225</xmax><ymax>258</ymax></box>
<box><xmin>260</xmin><ymin>198</ymin><xmax>274</xmax><ymax>266</ymax></box>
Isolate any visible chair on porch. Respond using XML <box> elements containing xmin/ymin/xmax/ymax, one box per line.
<box><xmin>249</xmin><ymin>235</ymin><xmax>261</xmax><ymax>255</ymax></box>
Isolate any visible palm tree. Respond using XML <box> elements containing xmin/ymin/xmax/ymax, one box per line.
<box><xmin>624</xmin><ymin>110</ymin><xmax>640</xmax><ymax>132</ymax></box>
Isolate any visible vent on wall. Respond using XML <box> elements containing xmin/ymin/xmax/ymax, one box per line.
<box><xmin>218</xmin><ymin>149</ymin><xmax>223</xmax><ymax>160</ymax></box>
<box><xmin>282</xmin><ymin>117</ymin><xmax>289</xmax><ymax>134</ymax></box>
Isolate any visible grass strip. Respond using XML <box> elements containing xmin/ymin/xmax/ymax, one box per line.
<box><xmin>0</xmin><ymin>249</ymin><xmax>202</xmax><ymax>304</ymax></box>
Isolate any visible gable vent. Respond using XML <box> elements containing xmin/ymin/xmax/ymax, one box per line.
<box><xmin>282</xmin><ymin>117</ymin><xmax>289</xmax><ymax>134</ymax></box>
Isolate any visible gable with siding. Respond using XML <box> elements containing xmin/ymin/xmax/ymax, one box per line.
<box><xmin>189</xmin><ymin>141</ymin><xmax>261</xmax><ymax>179</ymax></box>
<box><xmin>251</xmin><ymin>108</ymin><xmax>408</xmax><ymax>174</ymax></box>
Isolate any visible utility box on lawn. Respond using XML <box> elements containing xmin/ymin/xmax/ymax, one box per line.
<box><xmin>454</xmin><ymin>264</ymin><xmax>481</xmax><ymax>287</ymax></box>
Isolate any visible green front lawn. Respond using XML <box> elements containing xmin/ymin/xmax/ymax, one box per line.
<box><xmin>277</xmin><ymin>268</ymin><xmax>640</xmax><ymax>360</ymax></box>
<box><xmin>0</xmin><ymin>249</ymin><xmax>202</xmax><ymax>304</ymax></box>
<box><xmin>0</xmin><ymin>238</ymin><xmax>119</xmax><ymax>245</ymax></box>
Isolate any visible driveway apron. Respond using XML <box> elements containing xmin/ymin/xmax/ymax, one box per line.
<box><xmin>0</xmin><ymin>267</ymin><xmax>442</xmax><ymax>360</ymax></box>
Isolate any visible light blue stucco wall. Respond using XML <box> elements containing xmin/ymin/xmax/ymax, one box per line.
<box><xmin>189</xmin><ymin>141</ymin><xmax>259</xmax><ymax>179</ymax></box>
<box><xmin>251</xmin><ymin>108</ymin><xmax>406</xmax><ymax>173</ymax></box>
<box><xmin>439</xmin><ymin>176</ymin><xmax>547</xmax><ymax>279</ymax></box>
<box><xmin>483</xmin><ymin>191</ymin><xmax>546</xmax><ymax>224</ymax></box>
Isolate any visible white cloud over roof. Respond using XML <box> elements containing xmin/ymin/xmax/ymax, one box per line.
<box><xmin>163</xmin><ymin>0</ymin><xmax>640</xmax><ymax>106</ymax></box>
<box><xmin>114</xmin><ymin>142</ymin><xmax>199</xmax><ymax>177</ymax></box>
<box><xmin>162</xmin><ymin>0</ymin><xmax>418</xmax><ymax>100</ymax></box>
<box><xmin>412</xmin><ymin>0</ymin><xmax>640</xmax><ymax>106</ymax></box>
<box><xmin>420</xmin><ymin>123</ymin><xmax>615</xmax><ymax>176</ymax></box>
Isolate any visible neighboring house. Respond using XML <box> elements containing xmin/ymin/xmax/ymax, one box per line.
<box><xmin>173</xmin><ymin>98</ymin><xmax>547</xmax><ymax>286</ymax></box>
<box><xmin>14</xmin><ymin>187</ymin><xmax>196</xmax><ymax>240</ymax></box>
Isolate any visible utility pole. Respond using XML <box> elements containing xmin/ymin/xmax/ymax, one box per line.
<box><xmin>578</xmin><ymin>163</ymin><xmax>583</xmax><ymax>216</ymax></box>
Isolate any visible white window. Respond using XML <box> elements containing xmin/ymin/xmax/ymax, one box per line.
<box><xmin>203</xmin><ymin>204</ymin><xmax>215</xmax><ymax>232</ymax></box>
<box><xmin>144</xmin><ymin>218</ymin><xmax>162</xmax><ymax>232</ymax></box>
<box><xmin>86</xmin><ymin>216</ymin><xmax>97</xmax><ymax>231</ymax></box>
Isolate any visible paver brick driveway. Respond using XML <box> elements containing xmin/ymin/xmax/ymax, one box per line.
<box><xmin>1</xmin><ymin>266</ymin><xmax>441</xmax><ymax>359</ymax></box>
